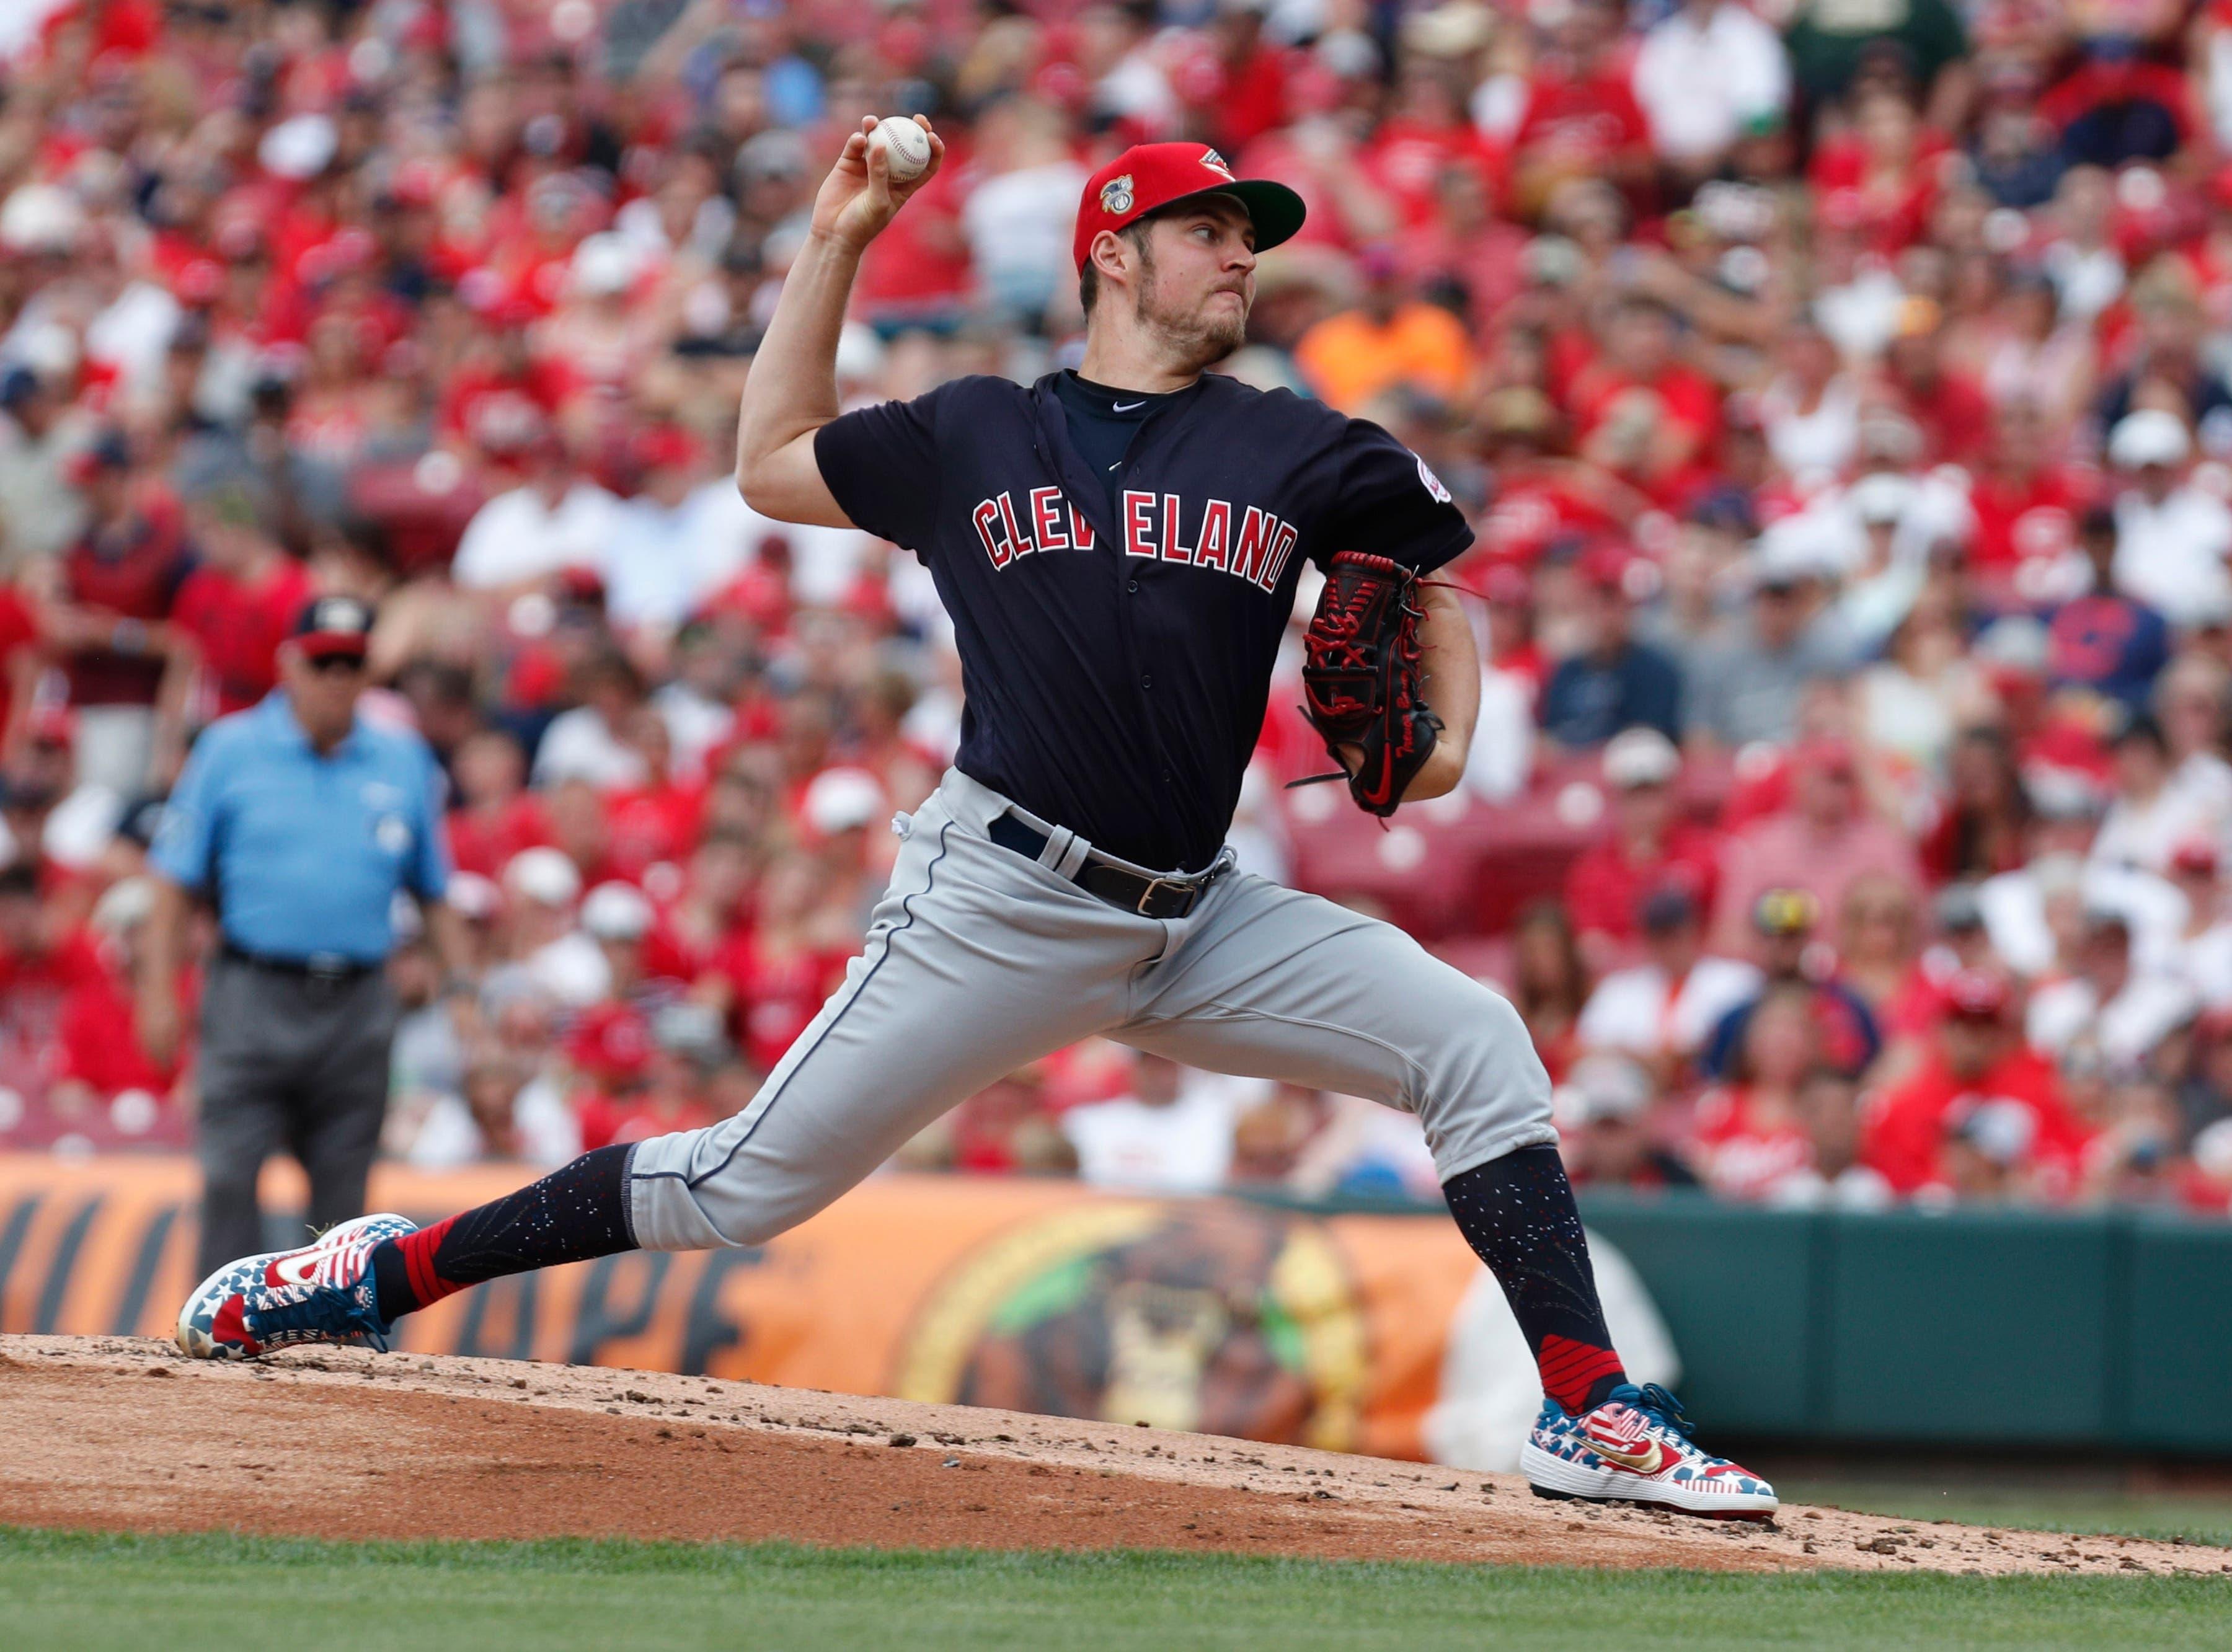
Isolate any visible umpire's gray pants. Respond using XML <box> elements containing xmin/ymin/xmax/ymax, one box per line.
<box><xmin>194</xmin><ymin>953</ymin><xmax>397</xmax><ymax>1276</ymax></box>
<box><xmin>626</xmin><ymin>769</ymin><xmax>1554</xmax><ymax>1251</ymax></box>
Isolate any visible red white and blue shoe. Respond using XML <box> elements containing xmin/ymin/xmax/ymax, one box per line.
<box><xmin>1518</xmin><ymin>1383</ymin><xmax>1777</xmax><ymax>1519</ymax></box>
<box><xmin>176</xmin><ymin>1212</ymin><xmax>415</xmax><ymax>1360</ymax></box>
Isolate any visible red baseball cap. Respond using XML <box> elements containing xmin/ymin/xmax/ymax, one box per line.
<box><xmin>26</xmin><ymin>705</ymin><xmax>75</xmax><ymax>749</ymax></box>
<box><xmin>1942</xmin><ymin>969</ymin><xmax>2011</xmax><ymax>1022</ymax></box>
<box><xmin>1072</xmin><ymin>143</ymin><xmax>1306</xmax><ymax>273</ymax></box>
<box><xmin>2172</xmin><ymin>838</ymin><xmax>2220</xmax><ymax>878</ymax></box>
<box><xmin>566</xmin><ymin>1002</ymin><xmax>653</xmax><ymax>1087</ymax></box>
<box><xmin>1577</xmin><ymin>541</ymin><xmax>1635</xmax><ymax>591</ymax></box>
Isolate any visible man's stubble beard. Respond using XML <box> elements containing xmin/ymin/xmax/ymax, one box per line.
<box><xmin>1133</xmin><ymin>248</ymin><xmax>1248</xmax><ymax>371</ymax></box>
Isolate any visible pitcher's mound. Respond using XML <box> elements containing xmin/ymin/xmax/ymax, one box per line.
<box><xmin>1</xmin><ymin>1336</ymin><xmax>2216</xmax><ymax>1576</ymax></box>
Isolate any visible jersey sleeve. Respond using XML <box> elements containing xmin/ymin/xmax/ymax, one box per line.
<box><xmin>1318</xmin><ymin>417</ymin><xmax>1474</xmax><ymax>574</ymax></box>
<box><xmin>812</xmin><ymin>381</ymin><xmax>957</xmax><ymax>555</ymax></box>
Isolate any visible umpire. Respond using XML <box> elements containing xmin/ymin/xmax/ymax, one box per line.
<box><xmin>140</xmin><ymin>596</ymin><xmax>469</xmax><ymax>1276</ymax></box>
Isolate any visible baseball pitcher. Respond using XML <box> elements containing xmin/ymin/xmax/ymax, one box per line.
<box><xmin>179</xmin><ymin>117</ymin><xmax>1773</xmax><ymax>1516</ymax></box>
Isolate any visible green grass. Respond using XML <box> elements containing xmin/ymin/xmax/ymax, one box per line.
<box><xmin>2</xmin><ymin>1527</ymin><xmax>2228</xmax><ymax>1651</ymax></box>
<box><xmin>1777</xmin><ymin>1481</ymin><xmax>2232</xmax><ymax>1549</ymax></box>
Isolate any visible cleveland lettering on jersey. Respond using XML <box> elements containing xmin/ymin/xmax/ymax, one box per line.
<box><xmin>815</xmin><ymin>369</ymin><xmax>1471</xmax><ymax>872</ymax></box>
<box><xmin>972</xmin><ymin>485</ymin><xmax>1296</xmax><ymax>592</ymax></box>
<box><xmin>973</xmin><ymin>487</ymin><xmax>1099</xmax><ymax>568</ymax></box>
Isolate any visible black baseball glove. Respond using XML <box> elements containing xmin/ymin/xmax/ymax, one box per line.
<box><xmin>1291</xmin><ymin>549</ymin><xmax>1442</xmax><ymax>817</ymax></box>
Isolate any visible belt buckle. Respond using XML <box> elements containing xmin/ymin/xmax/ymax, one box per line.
<box><xmin>1134</xmin><ymin>875</ymin><xmax>1192</xmax><ymax>917</ymax></box>
<box><xmin>305</xmin><ymin>952</ymin><xmax>352</xmax><ymax>990</ymax></box>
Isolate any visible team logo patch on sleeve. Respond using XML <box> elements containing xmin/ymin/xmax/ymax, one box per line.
<box><xmin>1416</xmin><ymin>454</ymin><xmax>1452</xmax><ymax>503</ymax></box>
<box><xmin>1100</xmin><ymin>174</ymin><xmax>1134</xmax><ymax>214</ymax></box>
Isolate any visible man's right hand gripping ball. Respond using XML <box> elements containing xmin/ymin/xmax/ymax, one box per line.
<box><xmin>812</xmin><ymin>115</ymin><xmax>946</xmax><ymax>251</ymax></box>
<box><xmin>1295</xmin><ymin>549</ymin><xmax>1443</xmax><ymax>817</ymax></box>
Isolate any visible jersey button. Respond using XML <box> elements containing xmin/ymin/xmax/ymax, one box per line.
<box><xmin>1127</xmin><ymin>579</ymin><xmax>1140</xmax><ymax>593</ymax></box>
<box><xmin>1141</xmin><ymin>673</ymin><xmax>1153</xmax><ymax>689</ymax></box>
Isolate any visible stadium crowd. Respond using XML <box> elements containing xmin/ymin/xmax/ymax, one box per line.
<box><xmin>10</xmin><ymin>0</ymin><xmax>2232</xmax><ymax>1214</ymax></box>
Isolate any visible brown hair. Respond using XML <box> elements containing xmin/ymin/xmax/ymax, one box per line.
<box><xmin>1077</xmin><ymin>218</ymin><xmax>1156</xmax><ymax>317</ymax></box>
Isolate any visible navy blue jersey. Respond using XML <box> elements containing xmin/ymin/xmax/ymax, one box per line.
<box><xmin>813</xmin><ymin>370</ymin><xmax>1471</xmax><ymax>872</ymax></box>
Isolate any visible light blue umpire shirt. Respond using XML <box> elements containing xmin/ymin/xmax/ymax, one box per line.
<box><xmin>151</xmin><ymin>691</ymin><xmax>450</xmax><ymax>966</ymax></box>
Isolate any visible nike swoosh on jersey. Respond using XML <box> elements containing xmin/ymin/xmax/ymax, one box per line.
<box><xmin>1112</xmin><ymin>400</ymin><xmax>1145</xmax><ymax>411</ymax></box>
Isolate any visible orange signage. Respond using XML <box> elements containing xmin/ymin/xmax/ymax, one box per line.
<box><xmin>0</xmin><ymin>1156</ymin><xmax>1480</xmax><ymax>1460</ymax></box>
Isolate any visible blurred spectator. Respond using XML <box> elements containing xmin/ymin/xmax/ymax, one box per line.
<box><xmin>1507</xmin><ymin>0</ymin><xmax>1654</xmax><ymax>216</ymax></box>
<box><xmin>1784</xmin><ymin>0</ymin><xmax>1972</xmax><ymax>130</ymax></box>
<box><xmin>1685</xmin><ymin>549</ymin><xmax>1853</xmax><ymax>750</ymax></box>
<box><xmin>1538</xmin><ymin>550</ymin><xmax>1683</xmax><ymax>749</ymax></box>
<box><xmin>1854</xmin><ymin>584</ymin><xmax>1986</xmax><ymax>775</ymax></box>
<box><xmin>918</xmin><ymin>1066</ymin><xmax>1077</xmax><ymax>1177</ymax></box>
<box><xmin>2158</xmin><ymin>655</ymin><xmax>2232</xmax><ymax>819</ymax></box>
<box><xmin>1704</xmin><ymin>888</ymin><xmax>1882</xmax><ymax>1081</ymax></box>
<box><xmin>451</xmin><ymin>432</ymin><xmax>618</xmax><ymax>596</ymax></box>
<box><xmin>1782</xmin><ymin>1069</ymin><xmax>1893</xmax><ymax>1209</ymax></box>
<box><xmin>2106</xmin><ymin>410</ymin><xmax>2232</xmax><ymax>630</ymax></box>
<box><xmin>1556</xmin><ymin>1051</ymin><xmax>1701</xmax><ymax>1191</ymax></box>
<box><xmin>534</xmin><ymin>651</ymin><xmax>652</xmax><ymax>792</ymax></box>
<box><xmin>170</xmin><ymin>458</ymin><xmax>312</xmax><ymax>720</ymax></box>
<box><xmin>575</xmin><ymin>1001</ymin><xmax>727</xmax><ymax>1152</ymax></box>
<box><xmin>2047</xmin><ymin>507</ymin><xmax>2172</xmax><ymax>710</ymax></box>
<box><xmin>1632</xmin><ymin>0</ymin><xmax>1791</xmax><ymax>181</ymax></box>
<box><xmin>1562</xmin><ymin>728</ymin><xmax>1721</xmax><ymax>955</ymax></box>
<box><xmin>1866</xmin><ymin>971</ymin><xmax>2092</xmax><ymax>1199</ymax></box>
<box><xmin>2091</xmin><ymin>713</ymin><xmax>2217</xmax><ymax>878</ymax></box>
<box><xmin>1227</xmin><ymin>1082</ymin><xmax>1329</xmax><ymax>1188</ymax></box>
<box><xmin>2027</xmin><ymin>908</ymin><xmax>2197</xmax><ymax>1070</ymax></box>
<box><xmin>1691</xmin><ymin>984</ymin><xmax>1827</xmax><ymax>1202</ymax></box>
<box><xmin>0</xmin><ymin>363</ymin><xmax>91</xmax><ymax>565</ymax></box>
<box><xmin>45</xmin><ymin>872</ymin><xmax>180</xmax><ymax>1121</ymax></box>
<box><xmin>1578</xmin><ymin>885</ymin><xmax>1759</xmax><ymax>1085</ymax></box>
<box><xmin>1293</xmin><ymin>243</ymin><xmax>1473</xmax><ymax>412</ymax></box>
<box><xmin>2172</xmin><ymin>841</ymin><xmax>2232</xmax><ymax>1007</ymax></box>
<box><xmin>449</xmin><ymin>731</ymin><xmax>551</xmax><ymax>879</ymax></box>
<box><xmin>1711</xmin><ymin>738</ymin><xmax>1921</xmax><ymax>957</ymax></box>
<box><xmin>495</xmin><ymin>846</ymin><xmax>601</xmax><ymax>1009</ymax></box>
<box><xmin>1567</xmin><ymin>296</ymin><xmax>1719</xmax><ymax>506</ymax></box>
<box><xmin>961</xmin><ymin>96</ymin><xmax>1089</xmax><ymax>335</ymax></box>
<box><xmin>402</xmin><ymin>1059</ymin><xmax>581</xmax><ymax>1173</ymax></box>
<box><xmin>1062</xmin><ymin>1053</ymin><xmax>1244</xmax><ymax>1194</ymax></box>
<box><xmin>1921</xmin><ymin>727</ymin><xmax>2033</xmax><ymax>882</ymax></box>
<box><xmin>1834</xmin><ymin>872</ymin><xmax>1933</xmax><ymax>1072</ymax></box>
<box><xmin>53</xmin><ymin>430</ymin><xmax>192</xmax><ymax>796</ymax></box>
<box><xmin>1760</xmin><ymin>322</ymin><xmax>1861</xmax><ymax>486</ymax></box>
<box><xmin>1506</xmin><ymin>900</ymin><xmax>1592</xmax><ymax>1081</ymax></box>
<box><xmin>1461</xmin><ymin>562</ymin><xmax>1540</xmax><ymax>802</ymax></box>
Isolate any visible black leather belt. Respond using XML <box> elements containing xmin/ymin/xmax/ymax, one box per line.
<box><xmin>220</xmin><ymin>942</ymin><xmax>379</xmax><ymax>983</ymax></box>
<box><xmin>986</xmin><ymin>812</ymin><xmax>1222</xmax><ymax>920</ymax></box>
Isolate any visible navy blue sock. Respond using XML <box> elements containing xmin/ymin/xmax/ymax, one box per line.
<box><xmin>371</xmin><ymin>1144</ymin><xmax>635</xmax><ymax>1323</ymax></box>
<box><xmin>1443</xmin><ymin>1146</ymin><xmax>1627</xmax><ymax>1414</ymax></box>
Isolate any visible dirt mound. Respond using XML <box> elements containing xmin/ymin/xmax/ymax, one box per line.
<box><xmin>1</xmin><ymin>1336</ymin><xmax>2222</xmax><ymax>1576</ymax></box>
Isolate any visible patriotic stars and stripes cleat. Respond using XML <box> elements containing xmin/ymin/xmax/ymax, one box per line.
<box><xmin>175</xmin><ymin>1212</ymin><xmax>416</xmax><ymax>1360</ymax></box>
<box><xmin>1518</xmin><ymin>1382</ymin><xmax>1778</xmax><ymax>1519</ymax></box>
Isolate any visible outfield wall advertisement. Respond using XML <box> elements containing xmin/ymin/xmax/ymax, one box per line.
<box><xmin>0</xmin><ymin>1157</ymin><xmax>1680</xmax><ymax>1466</ymax></box>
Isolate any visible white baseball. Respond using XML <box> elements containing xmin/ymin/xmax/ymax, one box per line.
<box><xmin>870</xmin><ymin>116</ymin><xmax>932</xmax><ymax>183</ymax></box>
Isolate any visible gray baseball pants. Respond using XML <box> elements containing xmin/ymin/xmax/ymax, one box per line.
<box><xmin>195</xmin><ymin>953</ymin><xmax>397</xmax><ymax>1276</ymax></box>
<box><xmin>626</xmin><ymin>769</ymin><xmax>1554</xmax><ymax>1251</ymax></box>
